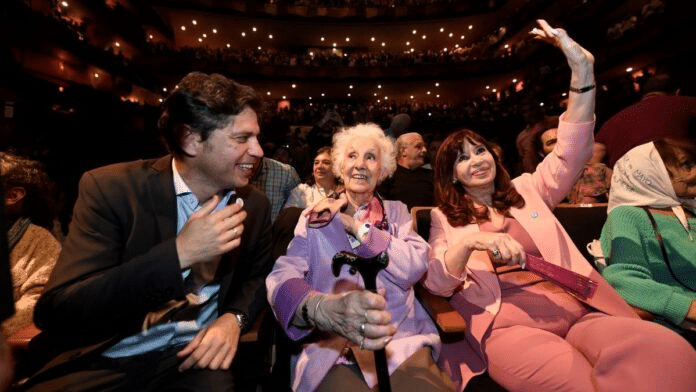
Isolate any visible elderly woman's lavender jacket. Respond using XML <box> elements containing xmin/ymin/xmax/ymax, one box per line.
<box><xmin>266</xmin><ymin>200</ymin><xmax>440</xmax><ymax>392</ymax></box>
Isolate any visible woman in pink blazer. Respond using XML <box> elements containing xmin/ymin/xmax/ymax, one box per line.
<box><xmin>423</xmin><ymin>20</ymin><xmax>696</xmax><ymax>392</ymax></box>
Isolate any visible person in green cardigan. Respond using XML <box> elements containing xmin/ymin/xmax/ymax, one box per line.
<box><xmin>601</xmin><ymin>137</ymin><xmax>696</xmax><ymax>344</ymax></box>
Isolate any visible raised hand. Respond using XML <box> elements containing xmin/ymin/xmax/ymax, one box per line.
<box><xmin>530</xmin><ymin>19</ymin><xmax>594</xmax><ymax>70</ymax></box>
<box><xmin>176</xmin><ymin>195</ymin><xmax>246</xmax><ymax>269</ymax></box>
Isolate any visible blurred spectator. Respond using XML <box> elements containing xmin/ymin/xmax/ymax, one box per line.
<box><xmin>596</xmin><ymin>72</ymin><xmax>696</xmax><ymax>167</ymax></box>
<box><xmin>0</xmin><ymin>152</ymin><xmax>60</xmax><ymax>337</ymax></box>
<box><xmin>378</xmin><ymin>132</ymin><xmax>434</xmax><ymax>209</ymax></box>
<box><xmin>284</xmin><ymin>146</ymin><xmax>339</xmax><ymax>210</ymax></box>
<box><xmin>251</xmin><ymin>157</ymin><xmax>301</xmax><ymax>221</ymax></box>
<box><xmin>385</xmin><ymin>113</ymin><xmax>412</xmax><ymax>138</ymax></box>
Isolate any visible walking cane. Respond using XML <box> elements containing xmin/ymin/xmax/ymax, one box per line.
<box><xmin>332</xmin><ymin>250</ymin><xmax>392</xmax><ymax>392</ymax></box>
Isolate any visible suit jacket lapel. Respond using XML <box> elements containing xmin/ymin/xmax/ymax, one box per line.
<box><xmin>147</xmin><ymin>156</ymin><xmax>177</xmax><ymax>242</ymax></box>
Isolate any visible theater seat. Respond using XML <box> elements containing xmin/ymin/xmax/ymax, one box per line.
<box><xmin>551</xmin><ymin>203</ymin><xmax>608</xmax><ymax>264</ymax></box>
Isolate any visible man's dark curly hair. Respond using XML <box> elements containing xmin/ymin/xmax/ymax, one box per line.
<box><xmin>0</xmin><ymin>152</ymin><xmax>56</xmax><ymax>230</ymax></box>
<box><xmin>158</xmin><ymin>72</ymin><xmax>263</xmax><ymax>157</ymax></box>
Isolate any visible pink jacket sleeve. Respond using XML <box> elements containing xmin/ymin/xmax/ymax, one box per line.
<box><xmin>527</xmin><ymin>113</ymin><xmax>595</xmax><ymax>209</ymax></box>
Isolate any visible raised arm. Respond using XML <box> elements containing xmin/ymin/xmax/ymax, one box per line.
<box><xmin>530</xmin><ymin>19</ymin><xmax>595</xmax><ymax>123</ymax></box>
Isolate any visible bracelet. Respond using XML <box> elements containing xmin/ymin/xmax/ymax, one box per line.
<box><xmin>313</xmin><ymin>294</ymin><xmax>325</xmax><ymax>326</ymax></box>
<box><xmin>569</xmin><ymin>84</ymin><xmax>596</xmax><ymax>94</ymax></box>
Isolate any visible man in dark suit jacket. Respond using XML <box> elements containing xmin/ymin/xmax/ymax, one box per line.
<box><xmin>24</xmin><ymin>72</ymin><xmax>273</xmax><ymax>392</ymax></box>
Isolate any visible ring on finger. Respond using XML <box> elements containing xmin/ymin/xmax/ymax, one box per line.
<box><xmin>359</xmin><ymin>322</ymin><xmax>366</xmax><ymax>336</ymax></box>
<box><xmin>232</xmin><ymin>227</ymin><xmax>238</xmax><ymax>237</ymax></box>
<box><xmin>360</xmin><ymin>336</ymin><xmax>365</xmax><ymax>350</ymax></box>
<box><xmin>491</xmin><ymin>249</ymin><xmax>501</xmax><ymax>258</ymax></box>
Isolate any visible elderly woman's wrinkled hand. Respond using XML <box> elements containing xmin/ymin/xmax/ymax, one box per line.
<box><xmin>529</xmin><ymin>19</ymin><xmax>594</xmax><ymax>70</ymax></box>
<box><xmin>315</xmin><ymin>290</ymin><xmax>396</xmax><ymax>350</ymax></box>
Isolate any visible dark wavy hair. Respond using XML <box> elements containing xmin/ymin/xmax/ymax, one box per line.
<box><xmin>306</xmin><ymin>146</ymin><xmax>338</xmax><ymax>186</ymax></box>
<box><xmin>434</xmin><ymin>129</ymin><xmax>525</xmax><ymax>227</ymax></box>
<box><xmin>158</xmin><ymin>72</ymin><xmax>263</xmax><ymax>157</ymax></box>
<box><xmin>0</xmin><ymin>152</ymin><xmax>56</xmax><ymax>230</ymax></box>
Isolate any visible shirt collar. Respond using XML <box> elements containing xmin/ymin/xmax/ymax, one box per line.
<box><xmin>172</xmin><ymin>158</ymin><xmax>193</xmax><ymax>196</ymax></box>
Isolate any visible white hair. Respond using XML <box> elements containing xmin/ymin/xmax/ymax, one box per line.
<box><xmin>331</xmin><ymin>123</ymin><xmax>396</xmax><ymax>183</ymax></box>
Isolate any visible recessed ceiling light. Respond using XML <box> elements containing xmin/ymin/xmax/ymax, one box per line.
<box><xmin>180</xmin><ymin>26</ymin><xmax>186</xmax><ymax>31</ymax></box>
<box><xmin>212</xmin><ymin>29</ymin><xmax>217</xmax><ymax>34</ymax></box>
<box><xmin>345</xmin><ymin>37</ymin><xmax>350</xmax><ymax>42</ymax></box>
<box><xmin>371</xmin><ymin>37</ymin><xmax>375</xmax><ymax>41</ymax></box>
<box><xmin>449</xmin><ymin>33</ymin><xmax>453</xmax><ymax>37</ymax></box>
<box><xmin>626</xmin><ymin>67</ymin><xmax>633</xmax><ymax>72</ymax></box>
<box><xmin>292</xmin><ymin>84</ymin><xmax>296</xmax><ymax>88</ymax></box>
<box><xmin>422</xmin><ymin>35</ymin><xmax>426</xmax><ymax>39</ymax></box>
<box><xmin>268</xmin><ymin>34</ymin><xmax>273</xmax><ymax>39</ymax></box>
<box><xmin>440</xmin><ymin>27</ymin><xmax>444</xmax><ymax>32</ymax></box>
<box><xmin>267</xmin><ymin>91</ymin><xmax>271</xmax><ymax>95</ymax></box>
<box><xmin>252</xmin><ymin>27</ymin><xmax>257</xmax><ymax>32</ymax></box>
<box><xmin>241</xmin><ymin>32</ymin><xmax>246</xmax><ymax>37</ymax></box>
<box><xmin>468</xmin><ymin>25</ymin><xmax>473</xmax><ymax>30</ymax></box>
<box><xmin>412</xmin><ymin>30</ymin><xmax>417</xmax><ymax>34</ymax></box>
<box><xmin>192</xmin><ymin>20</ymin><xmax>197</xmax><ymax>25</ymax></box>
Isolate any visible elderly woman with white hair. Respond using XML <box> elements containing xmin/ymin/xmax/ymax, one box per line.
<box><xmin>266</xmin><ymin>123</ymin><xmax>454</xmax><ymax>392</ymax></box>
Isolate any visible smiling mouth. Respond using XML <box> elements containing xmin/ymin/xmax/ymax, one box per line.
<box><xmin>352</xmin><ymin>174</ymin><xmax>368</xmax><ymax>180</ymax></box>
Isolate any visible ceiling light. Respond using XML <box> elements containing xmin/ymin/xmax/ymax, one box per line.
<box><xmin>374</xmin><ymin>93</ymin><xmax>377</xmax><ymax>96</ymax></box>
<box><xmin>410</xmin><ymin>95</ymin><xmax>414</xmax><ymax>99</ymax></box>
<box><xmin>626</xmin><ymin>67</ymin><xmax>633</xmax><ymax>72</ymax></box>
<box><xmin>192</xmin><ymin>20</ymin><xmax>197</xmax><ymax>25</ymax></box>
<box><xmin>333</xmin><ymin>43</ymin><xmax>337</xmax><ymax>47</ymax></box>
<box><xmin>381</xmin><ymin>42</ymin><xmax>385</xmax><ymax>47</ymax></box>
<box><xmin>269</xmin><ymin>34</ymin><xmax>273</xmax><ymax>39</ymax></box>
<box><xmin>468</xmin><ymin>25</ymin><xmax>473</xmax><ymax>30</ymax></box>
<box><xmin>257</xmin><ymin>46</ymin><xmax>261</xmax><ymax>50</ymax></box>
<box><xmin>267</xmin><ymin>91</ymin><xmax>271</xmax><ymax>95</ymax></box>
<box><xmin>252</xmin><ymin>27</ymin><xmax>257</xmax><ymax>32</ymax></box>
<box><xmin>292</xmin><ymin>84</ymin><xmax>296</xmax><ymax>88</ymax></box>
<box><xmin>435</xmin><ymin>82</ymin><xmax>439</xmax><ymax>87</ymax></box>
<box><xmin>202</xmin><ymin>33</ymin><xmax>207</xmax><ymax>38</ymax></box>
<box><xmin>347</xmin><ymin>93</ymin><xmax>351</xmax><ymax>97</ymax></box>
<box><xmin>371</xmin><ymin>37</ymin><xmax>375</xmax><ymax>41</ymax></box>
<box><xmin>486</xmin><ymin>85</ymin><xmax>490</xmax><ymax>89</ymax></box>
<box><xmin>449</xmin><ymin>33</ymin><xmax>453</xmax><ymax>37</ymax></box>
<box><xmin>94</xmin><ymin>73</ymin><xmax>99</xmax><ymax>78</ymax></box>
<box><xmin>349</xmin><ymin>85</ymin><xmax>353</xmax><ymax>89</ymax></box>
<box><xmin>283</xmin><ymin>96</ymin><xmax>286</xmax><ymax>99</ymax></box>
<box><xmin>180</xmin><ymin>26</ymin><xmax>186</xmax><ymax>31</ymax></box>
<box><xmin>212</xmin><ymin>29</ymin><xmax>217</xmax><ymax>34</ymax></box>
<box><xmin>149</xmin><ymin>34</ymin><xmax>153</xmax><ymax>39</ymax></box>
<box><xmin>440</xmin><ymin>27</ymin><xmax>444</xmax><ymax>32</ymax></box>
<box><xmin>436</xmin><ymin>94</ymin><xmax>440</xmax><ymax>98</ymax></box>
<box><xmin>115</xmin><ymin>42</ymin><xmax>120</xmax><ymax>47</ymax></box>
<box><xmin>492</xmin><ymin>89</ymin><xmax>497</xmax><ymax>92</ymax></box>
<box><xmin>384</xmin><ymin>96</ymin><xmax>388</xmax><ymax>100</ymax></box>
<box><xmin>378</xmin><ymin>85</ymin><xmax>382</xmax><ymax>88</ymax></box>
<box><xmin>226</xmin><ymin>43</ymin><xmax>231</xmax><ymax>48</ymax></box>
<box><xmin>427</xmin><ymin>91</ymin><xmax>431</xmax><ymax>95</ymax></box>
<box><xmin>512</xmin><ymin>78</ymin><xmax>517</xmax><ymax>83</ymax></box>
<box><xmin>410</xmin><ymin>48</ymin><xmax>414</xmax><ymax>52</ymax></box>
<box><xmin>461</xmin><ymin>35</ymin><xmax>465</xmax><ymax>39</ymax></box>
<box><xmin>406</xmin><ymin>41</ymin><xmax>410</xmax><ymax>46</ymax></box>
<box><xmin>241</xmin><ymin>32</ymin><xmax>246</xmax><ymax>37</ymax></box>
<box><xmin>198</xmin><ymin>38</ymin><xmax>202</xmax><ymax>42</ymax></box>
<box><xmin>412</xmin><ymin>30</ymin><xmax>417</xmax><ymax>34</ymax></box>
<box><xmin>321</xmin><ymin>37</ymin><xmax>325</xmax><ymax>41</ymax></box>
<box><xmin>61</xmin><ymin>1</ymin><xmax>68</xmax><ymax>6</ymax></box>
<box><xmin>345</xmin><ymin>37</ymin><xmax>350</xmax><ymax>42</ymax></box>
<box><xmin>504</xmin><ymin>44</ymin><xmax>509</xmax><ymax>49</ymax></box>
<box><xmin>422</xmin><ymin>35</ymin><xmax>426</xmax><ymax>39</ymax></box>
<box><xmin>162</xmin><ymin>87</ymin><xmax>167</xmax><ymax>92</ymax></box>
<box><xmin>540</xmin><ymin>102</ymin><xmax>545</xmax><ymax>107</ymax></box>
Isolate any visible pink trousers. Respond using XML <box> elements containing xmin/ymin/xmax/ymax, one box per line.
<box><xmin>484</xmin><ymin>312</ymin><xmax>696</xmax><ymax>392</ymax></box>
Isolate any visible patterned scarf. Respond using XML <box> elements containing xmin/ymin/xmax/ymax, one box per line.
<box><xmin>608</xmin><ymin>142</ymin><xmax>696</xmax><ymax>230</ymax></box>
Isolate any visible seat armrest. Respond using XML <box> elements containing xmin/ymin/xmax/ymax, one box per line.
<box><xmin>415</xmin><ymin>284</ymin><xmax>466</xmax><ymax>334</ymax></box>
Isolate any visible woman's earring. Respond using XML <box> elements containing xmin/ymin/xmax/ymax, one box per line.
<box><xmin>452</xmin><ymin>177</ymin><xmax>457</xmax><ymax>184</ymax></box>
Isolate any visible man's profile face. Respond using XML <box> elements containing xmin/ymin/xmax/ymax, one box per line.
<box><xmin>198</xmin><ymin>106</ymin><xmax>263</xmax><ymax>190</ymax></box>
<box><xmin>402</xmin><ymin>134</ymin><xmax>427</xmax><ymax>168</ymax></box>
